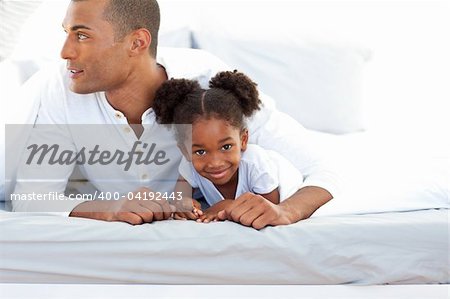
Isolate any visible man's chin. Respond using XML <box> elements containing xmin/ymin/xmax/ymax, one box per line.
<box><xmin>69</xmin><ymin>84</ymin><xmax>96</xmax><ymax>95</ymax></box>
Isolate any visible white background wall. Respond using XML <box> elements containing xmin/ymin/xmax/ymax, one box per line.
<box><xmin>2</xmin><ymin>0</ymin><xmax>449</xmax><ymax>154</ymax></box>
<box><xmin>159</xmin><ymin>0</ymin><xmax>450</xmax><ymax>154</ymax></box>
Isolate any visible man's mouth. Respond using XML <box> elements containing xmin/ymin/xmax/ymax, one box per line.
<box><xmin>68</xmin><ymin>68</ymin><xmax>84</xmax><ymax>79</ymax></box>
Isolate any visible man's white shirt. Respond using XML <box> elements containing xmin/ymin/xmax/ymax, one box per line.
<box><xmin>11</xmin><ymin>47</ymin><xmax>339</xmax><ymax>215</ymax></box>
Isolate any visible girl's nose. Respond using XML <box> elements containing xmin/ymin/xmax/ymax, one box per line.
<box><xmin>207</xmin><ymin>153</ymin><xmax>224</xmax><ymax>168</ymax></box>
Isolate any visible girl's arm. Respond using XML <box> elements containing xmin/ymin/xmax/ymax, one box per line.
<box><xmin>173</xmin><ymin>176</ymin><xmax>202</xmax><ymax>220</ymax></box>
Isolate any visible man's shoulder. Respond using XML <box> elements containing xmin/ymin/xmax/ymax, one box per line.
<box><xmin>157</xmin><ymin>47</ymin><xmax>229</xmax><ymax>68</ymax></box>
<box><xmin>157</xmin><ymin>47</ymin><xmax>231</xmax><ymax>88</ymax></box>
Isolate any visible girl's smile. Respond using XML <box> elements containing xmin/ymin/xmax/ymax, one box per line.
<box><xmin>188</xmin><ymin>117</ymin><xmax>248</xmax><ymax>187</ymax></box>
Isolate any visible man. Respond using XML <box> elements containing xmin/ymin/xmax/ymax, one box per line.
<box><xmin>12</xmin><ymin>0</ymin><xmax>337</xmax><ymax>229</ymax></box>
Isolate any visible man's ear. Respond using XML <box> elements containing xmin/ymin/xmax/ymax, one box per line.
<box><xmin>177</xmin><ymin>143</ymin><xmax>192</xmax><ymax>162</ymax></box>
<box><xmin>240</xmin><ymin>128</ymin><xmax>249</xmax><ymax>152</ymax></box>
<box><xmin>129</xmin><ymin>28</ymin><xmax>151</xmax><ymax>56</ymax></box>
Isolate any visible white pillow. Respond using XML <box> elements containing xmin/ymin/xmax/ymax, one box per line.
<box><xmin>306</xmin><ymin>131</ymin><xmax>450</xmax><ymax>216</ymax></box>
<box><xmin>192</xmin><ymin>30</ymin><xmax>371</xmax><ymax>134</ymax></box>
<box><xmin>0</xmin><ymin>59</ymin><xmax>27</xmax><ymax>202</ymax></box>
<box><xmin>0</xmin><ymin>59</ymin><xmax>43</xmax><ymax>203</ymax></box>
<box><xmin>0</xmin><ymin>0</ymin><xmax>43</xmax><ymax>61</ymax></box>
<box><xmin>8</xmin><ymin>0</ymin><xmax>68</xmax><ymax>65</ymax></box>
<box><xmin>159</xmin><ymin>0</ymin><xmax>195</xmax><ymax>48</ymax></box>
<box><xmin>0</xmin><ymin>126</ymin><xmax>4</xmax><ymax>202</ymax></box>
<box><xmin>159</xmin><ymin>26</ymin><xmax>192</xmax><ymax>49</ymax></box>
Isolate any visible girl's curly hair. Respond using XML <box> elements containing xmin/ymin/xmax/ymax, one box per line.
<box><xmin>153</xmin><ymin>70</ymin><xmax>262</xmax><ymax>140</ymax></box>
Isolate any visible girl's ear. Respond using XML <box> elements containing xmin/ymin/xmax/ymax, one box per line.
<box><xmin>240</xmin><ymin>128</ymin><xmax>249</xmax><ymax>152</ymax></box>
<box><xmin>177</xmin><ymin>142</ymin><xmax>192</xmax><ymax>162</ymax></box>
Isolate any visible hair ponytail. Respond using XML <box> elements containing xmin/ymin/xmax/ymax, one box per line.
<box><xmin>153</xmin><ymin>78</ymin><xmax>201</xmax><ymax>124</ymax></box>
<box><xmin>209</xmin><ymin>70</ymin><xmax>261</xmax><ymax>117</ymax></box>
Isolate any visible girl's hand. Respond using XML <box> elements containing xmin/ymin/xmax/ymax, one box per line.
<box><xmin>173</xmin><ymin>198</ymin><xmax>203</xmax><ymax>220</ymax></box>
<box><xmin>198</xmin><ymin>199</ymin><xmax>234</xmax><ymax>223</ymax></box>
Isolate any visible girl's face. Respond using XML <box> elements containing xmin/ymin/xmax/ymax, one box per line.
<box><xmin>185</xmin><ymin>117</ymin><xmax>248</xmax><ymax>186</ymax></box>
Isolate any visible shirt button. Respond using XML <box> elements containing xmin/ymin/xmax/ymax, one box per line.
<box><xmin>124</xmin><ymin>127</ymin><xmax>131</xmax><ymax>133</ymax></box>
<box><xmin>141</xmin><ymin>174</ymin><xmax>148</xmax><ymax>180</ymax></box>
<box><xmin>115</xmin><ymin>113</ymin><xmax>122</xmax><ymax>119</ymax></box>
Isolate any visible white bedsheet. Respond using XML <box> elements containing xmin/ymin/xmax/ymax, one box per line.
<box><xmin>0</xmin><ymin>209</ymin><xmax>448</xmax><ymax>284</ymax></box>
<box><xmin>1</xmin><ymin>284</ymin><xmax>449</xmax><ymax>299</ymax></box>
<box><xmin>1</xmin><ymin>131</ymin><xmax>448</xmax><ymax>285</ymax></box>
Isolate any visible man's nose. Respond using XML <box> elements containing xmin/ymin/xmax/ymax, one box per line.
<box><xmin>60</xmin><ymin>36</ymin><xmax>77</xmax><ymax>60</ymax></box>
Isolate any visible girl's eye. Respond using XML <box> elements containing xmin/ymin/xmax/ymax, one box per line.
<box><xmin>77</xmin><ymin>33</ymin><xmax>88</xmax><ymax>40</ymax></box>
<box><xmin>195</xmin><ymin>150</ymin><xmax>206</xmax><ymax>156</ymax></box>
<box><xmin>222</xmin><ymin>144</ymin><xmax>232</xmax><ymax>151</ymax></box>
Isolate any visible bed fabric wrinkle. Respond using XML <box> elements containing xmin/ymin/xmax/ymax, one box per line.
<box><xmin>0</xmin><ymin>209</ymin><xmax>448</xmax><ymax>284</ymax></box>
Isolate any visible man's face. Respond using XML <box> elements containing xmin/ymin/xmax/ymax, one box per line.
<box><xmin>61</xmin><ymin>0</ymin><xmax>130</xmax><ymax>94</ymax></box>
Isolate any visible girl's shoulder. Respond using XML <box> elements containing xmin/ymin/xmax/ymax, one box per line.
<box><xmin>240</xmin><ymin>144</ymin><xmax>273</xmax><ymax>167</ymax></box>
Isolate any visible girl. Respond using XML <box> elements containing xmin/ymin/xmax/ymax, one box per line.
<box><xmin>153</xmin><ymin>70</ymin><xmax>303</xmax><ymax>222</ymax></box>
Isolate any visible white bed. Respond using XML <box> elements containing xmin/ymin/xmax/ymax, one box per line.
<box><xmin>0</xmin><ymin>208</ymin><xmax>448</xmax><ymax>285</ymax></box>
<box><xmin>1</xmin><ymin>0</ymin><xmax>449</xmax><ymax>296</ymax></box>
<box><xmin>0</xmin><ymin>284</ymin><xmax>448</xmax><ymax>299</ymax></box>
<box><xmin>1</xmin><ymin>130</ymin><xmax>448</xmax><ymax>285</ymax></box>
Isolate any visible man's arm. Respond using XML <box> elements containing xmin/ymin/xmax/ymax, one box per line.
<box><xmin>9</xmin><ymin>66</ymin><xmax>81</xmax><ymax>215</ymax></box>
<box><xmin>69</xmin><ymin>187</ymin><xmax>174</xmax><ymax>225</ymax></box>
<box><xmin>277</xmin><ymin>186</ymin><xmax>333</xmax><ymax>223</ymax></box>
<box><xmin>11</xmin><ymin>124</ymin><xmax>80</xmax><ymax>215</ymax></box>
<box><xmin>249</xmin><ymin>93</ymin><xmax>339</xmax><ymax>209</ymax></box>
<box><xmin>248</xmin><ymin>95</ymin><xmax>339</xmax><ymax>199</ymax></box>
<box><xmin>226</xmin><ymin>91</ymin><xmax>340</xmax><ymax>227</ymax></box>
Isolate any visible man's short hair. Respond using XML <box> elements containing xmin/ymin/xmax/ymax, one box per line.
<box><xmin>104</xmin><ymin>0</ymin><xmax>160</xmax><ymax>58</ymax></box>
<box><xmin>73</xmin><ymin>0</ymin><xmax>160</xmax><ymax>57</ymax></box>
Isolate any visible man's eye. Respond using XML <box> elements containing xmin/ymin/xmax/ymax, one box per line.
<box><xmin>222</xmin><ymin>144</ymin><xmax>232</xmax><ymax>151</ymax></box>
<box><xmin>195</xmin><ymin>150</ymin><xmax>206</xmax><ymax>156</ymax></box>
<box><xmin>77</xmin><ymin>33</ymin><xmax>88</xmax><ymax>40</ymax></box>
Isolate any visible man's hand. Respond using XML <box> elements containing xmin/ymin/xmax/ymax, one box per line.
<box><xmin>198</xmin><ymin>199</ymin><xmax>234</xmax><ymax>223</ymax></box>
<box><xmin>69</xmin><ymin>187</ymin><xmax>175</xmax><ymax>225</ymax></box>
<box><xmin>216</xmin><ymin>193</ymin><xmax>291</xmax><ymax>229</ymax></box>
<box><xmin>217</xmin><ymin>187</ymin><xmax>333</xmax><ymax>230</ymax></box>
